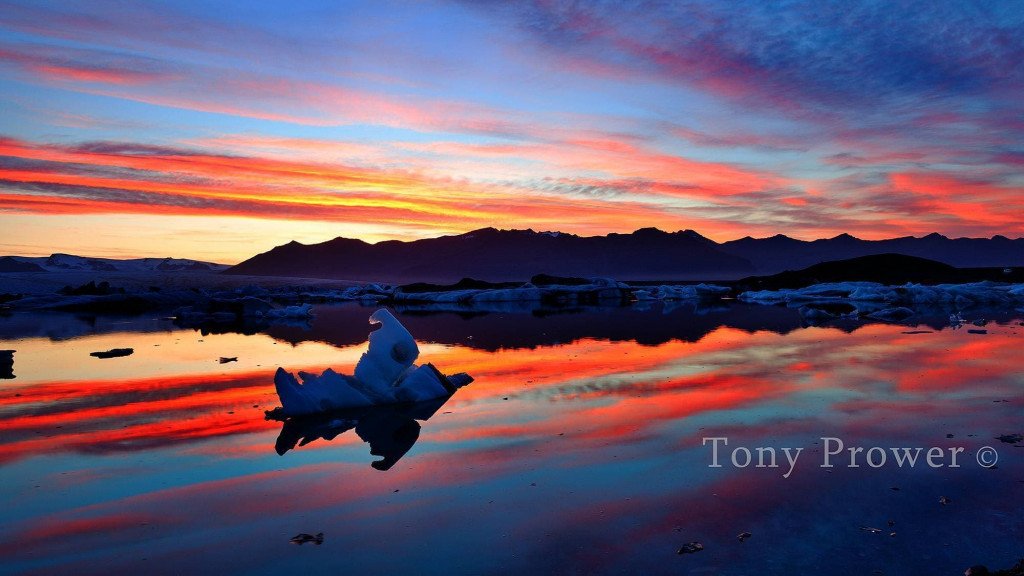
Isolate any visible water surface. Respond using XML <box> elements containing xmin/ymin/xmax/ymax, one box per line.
<box><xmin>1</xmin><ymin>304</ymin><xmax>1021</xmax><ymax>575</ymax></box>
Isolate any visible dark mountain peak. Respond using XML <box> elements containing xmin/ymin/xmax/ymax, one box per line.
<box><xmin>829</xmin><ymin>233</ymin><xmax>859</xmax><ymax>241</ymax></box>
<box><xmin>459</xmin><ymin>227</ymin><xmax>543</xmax><ymax>239</ymax></box>
<box><xmin>677</xmin><ymin>229</ymin><xmax>710</xmax><ymax>240</ymax></box>
<box><xmin>457</xmin><ymin>227</ymin><xmax>499</xmax><ymax>238</ymax></box>
<box><xmin>225</xmin><ymin>227</ymin><xmax>1024</xmax><ymax>282</ymax></box>
<box><xmin>227</xmin><ymin>225</ymin><xmax>755</xmax><ymax>282</ymax></box>
<box><xmin>632</xmin><ymin>227</ymin><xmax>668</xmax><ymax>236</ymax></box>
<box><xmin>323</xmin><ymin>236</ymin><xmax>369</xmax><ymax>247</ymax></box>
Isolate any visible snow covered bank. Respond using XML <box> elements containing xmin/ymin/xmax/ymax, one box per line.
<box><xmin>390</xmin><ymin>277</ymin><xmax>633</xmax><ymax>306</ymax></box>
<box><xmin>739</xmin><ymin>281</ymin><xmax>1024</xmax><ymax>321</ymax></box>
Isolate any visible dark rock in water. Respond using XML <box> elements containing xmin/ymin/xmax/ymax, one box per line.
<box><xmin>90</xmin><ymin>348</ymin><xmax>134</xmax><ymax>359</ymax></box>
<box><xmin>0</xmin><ymin>350</ymin><xmax>14</xmax><ymax>379</ymax></box>
<box><xmin>968</xmin><ymin>329</ymin><xmax>988</xmax><ymax>334</ymax></box>
<box><xmin>264</xmin><ymin>407</ymin><xmax>286</xmax><ymax>420</ymax></box>
<box><xmin>947</xmin><ymin>434</ymin><xmax>955</xmax><ymax>438</ymax></box>
<box><xmin>737</xmin><ymin>532</ymin><xmax>752</xmax><ymax>542</ymax></box>
<box><xmin>676</xmin><ymin>542</ymin><xmax>704</xmax><ymax>554</ymax></box>
<box><xmin>0</xmin><ymin>293</ymin><xmax>22</xmax><ymax>305</ymax></box>
<box><xmin>51</xmin><ymin>294</ymin><xmax>162</xmax><ymax>314</ymax></box>
<box><xmin>289</xmin><ymin>532</ymin><xmax>323</xmax><ymax>545</ymax></box>
<box><xmin>219</xmin><ymin>357</ymin><xmax>238</xmax><ymax>364</ymax></box>
<box><xmin>996</xmin><ymin>434</ymin><xmax>1023</xmax><ymax>444</ymax></box>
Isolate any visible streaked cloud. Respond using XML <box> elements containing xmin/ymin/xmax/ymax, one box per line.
<box><xmin>0</xmin><ymin>0</ymin><xmax>1021</xmax><ymax>260</ymax></box>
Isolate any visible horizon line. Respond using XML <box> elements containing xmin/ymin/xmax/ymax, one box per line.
<box><xmin>4</xmin><ymin>227</ymin><xmax>1024</xmax><ymax>266</ymax></box>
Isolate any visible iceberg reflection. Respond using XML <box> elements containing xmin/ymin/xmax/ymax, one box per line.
<box><xmin>269</xmin><ymin>395</ymin><xmax>451</xmax><ymax>470</ymax></box>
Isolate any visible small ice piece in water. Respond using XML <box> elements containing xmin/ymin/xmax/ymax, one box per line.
<box><xmin>677</xmin><ymin>542</ymin><xmax>704</xmax><ymax>554</ymax></box>
<box><xmin>90</xmin><ymin>348</ymin><xmax>134</xmax><ymax>359</ymax></box>
<box><xmin>0</xmin><ymin>350</ymin><xmax>14</xmax><ymax>379</ymax></box>
<box><xmin>290</xmin><ymin>532</ymin><xmax>323</xmax><ymax>545</ymax></box>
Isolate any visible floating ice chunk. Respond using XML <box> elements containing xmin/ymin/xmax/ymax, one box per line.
<box><xmin>275</xmin><ymin>367</ymin><xmax>374</xmax><ymax>415</ymax></box>
<box><xmin>866</xmin><ymin>307</ymin><xmax>914</xmax><ymax>321</ymax></box>
<box><xmin>633</xmin><ymin>289</ymin><xmax>655</xmax><ymax>301</ymax></box>
<box><xmin>693</xmin><ymin>283</ymin><xmax>731</xmax><ymax>297</ymax></box>
<box><xmin>354</xmin><ymin>308</ymin><xmax>420</xmax><ymax>396</ymax></box>
<box><xmin>394</xmin><ymin>364</ymin><xmax>454</xmax><ymax>403</ymax></box>
<box><xmin>264</xmin><ymin>304</ymin><xmax>313</xmax><ymax>319</ymax></box>
<box><xmin>274</xmin><ymin>309</ymin><xmax>472</xmax><ymax>417</ymax></box>
<box><xmin>799</xmin><ymin>305</ymin><xmax>837</xmax><ymax>321</ymax></box>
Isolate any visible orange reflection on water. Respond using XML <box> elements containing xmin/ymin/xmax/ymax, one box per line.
<box><xmin>3</xmin><ymin>321</ymin><xmax>1022</xmax><ymax>466</ymax></box>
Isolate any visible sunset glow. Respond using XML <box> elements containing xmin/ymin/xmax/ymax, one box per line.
<box><xmin>2</xmin><ymin>2</ymin><xmax>1022</xmax><ymax>261</ymax></box>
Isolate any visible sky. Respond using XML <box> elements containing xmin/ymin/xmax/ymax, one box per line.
<box><xmin>1</xmin><ymin>0</ymin><xmax>1022</xmax><ymax>263</ymax></box>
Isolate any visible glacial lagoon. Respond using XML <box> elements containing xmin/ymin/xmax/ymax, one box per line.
<box><xmin>0</xmin><ymin>302</ymin><xmax>1021</xmax><ymax>575</ymax></box>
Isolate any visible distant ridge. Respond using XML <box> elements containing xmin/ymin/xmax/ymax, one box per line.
<box><xmin>732</xmin><ymin>253</ymin><xmax>1024</xmax><ymax>291</ymax></box>
<box><xmin>0</xmin><ymin>254</ymin><xmax>229</xmax><ymax>273</ymax></box>
<box><xmin>226</xmin><ymin>227</ymin><xmax>755</xmax><ymax>283</ymax></box>
<box><xmin>226</xmin><ymin>228</ymin><xmax>1024</xmax><ymax>283</ymax></box>
<box><xmin>720</xmin><ymin>232</ymin><xmax>1024</xmax><ymax>271</ymax></box>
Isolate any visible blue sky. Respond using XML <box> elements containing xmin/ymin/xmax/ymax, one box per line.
<box><xmin>1</xmin><ymin>0</ymin><xmax>1022</xmax><ymax>261</ymax></box>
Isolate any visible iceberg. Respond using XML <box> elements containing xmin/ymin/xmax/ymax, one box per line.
<box><xmin>274</xmin><ymin>308</ymin><xmax>473</xmax><ymax>416</ymax></box>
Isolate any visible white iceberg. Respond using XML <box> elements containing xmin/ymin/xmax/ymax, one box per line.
<box><xmin>274</xmin><ymin>308</ymin><xmax>472</xmax><ymax>416</ymax></box>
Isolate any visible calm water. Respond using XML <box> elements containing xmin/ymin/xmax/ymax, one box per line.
<box><xmin>1</xmin><ymin>303</ymin><xmax>1022</xmax><ymax>575</ymax></box>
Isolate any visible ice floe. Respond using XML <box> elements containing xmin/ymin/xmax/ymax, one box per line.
<box><xmin>274</xmin><ymin>309</ymin><xmax>472</xmax><ymax>416</ymax></box>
